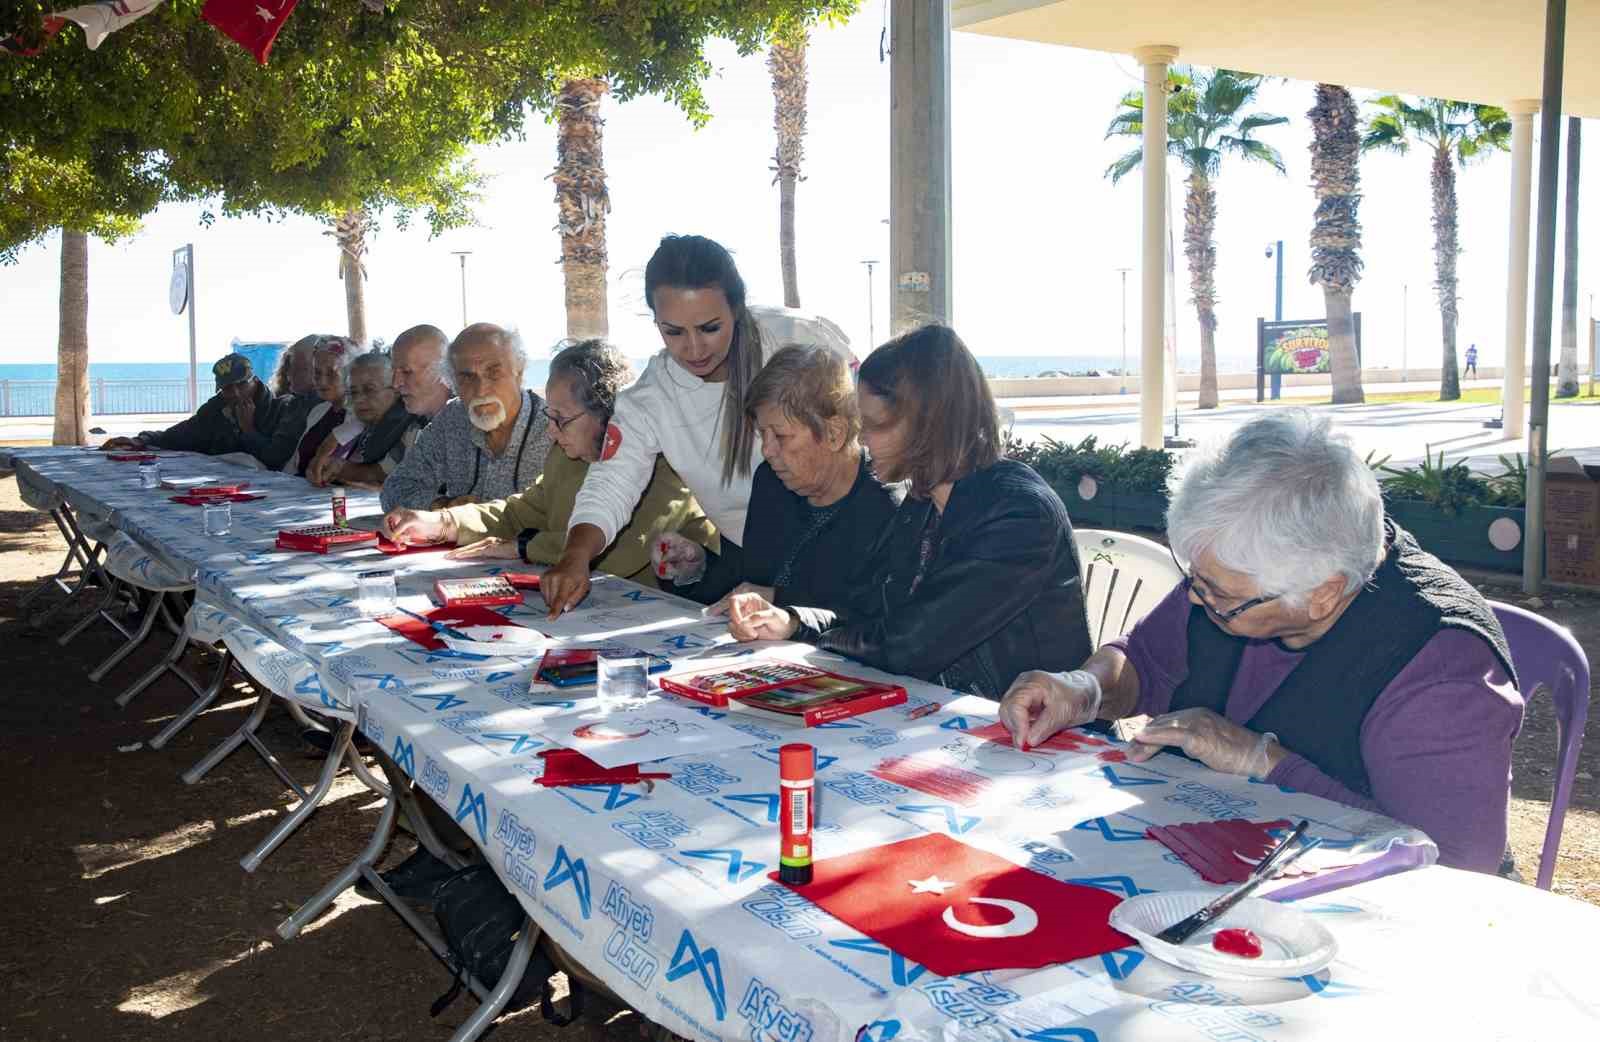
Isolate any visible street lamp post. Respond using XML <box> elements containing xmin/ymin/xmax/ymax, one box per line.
<box><xmin>1265</xmin><ymin>240</ymin><xmax>1284</xmax><ymax>398</ymax></box>
<box><xmin>1402</xmin><ymin>282</ymin><xmax>1409</xmax><ymax>383</ymax></box>
<box><xmin>451</xmin><ymin>251</ymin><xmax>472</xmax><ymax>328</ymax></box>
<box><xmin>861</xmin><ymin>260</ymin><xmax>879</xmax><ymax>349</ymax></box>
<box><xmin>1115</xmin><ymin>267</ymin><xmax>1132</xmax><ymax>394</ymax></box>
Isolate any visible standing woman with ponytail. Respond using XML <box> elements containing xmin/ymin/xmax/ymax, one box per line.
<box><xmin>541</xmin><ymin>234</ymin><xmax>769</xmax><ymax>616</ymax></box>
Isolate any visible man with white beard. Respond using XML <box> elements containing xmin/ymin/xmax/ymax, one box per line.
<box><xmin>379</xmin><ymin>323</ymin><xmax>553</xmax><ymax>510</ymax></box>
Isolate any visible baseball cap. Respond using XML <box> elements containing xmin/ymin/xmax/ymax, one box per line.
<box><xmin>212</xmin><ymin>353</ymin><xmax>253</xmax><ymax>391</ymax></box>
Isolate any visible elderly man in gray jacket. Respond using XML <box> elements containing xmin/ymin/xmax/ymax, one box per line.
<box><xmin>379</xmin><ymin>323</ymin><xmax>552</xmax><ymax>510</ymax></box>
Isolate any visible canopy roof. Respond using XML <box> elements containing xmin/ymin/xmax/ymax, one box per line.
<box><xmin>953</xmin><ymin>0</ymin><xmax>1599</xmax><ymax>116</ymax></box>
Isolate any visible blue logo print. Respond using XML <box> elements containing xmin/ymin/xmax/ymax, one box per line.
<box><xmin>895</xmin><ymin>803</ymin><xmax>980</xmax><ymax>835</ymax></box>
<box><xmin>724</xmin><ymin>793</ymin><xmax>782</xmax><ymax>824</ymax></box>
<box><xmin>1099</xmin><ymin>765</ymin><xmax>1166</xmax><ymax>787</ymax></box>
<box><xmin>570</xmin><ymin>783</ymin><xmax>646</xmax><ymax>811</ymax></box>
<box><xmin>666</xmin><ymin>930</ymin><xmax>727</xmax><ymax>1021</ymax></box>
<box><xmin>480</xmin><ymin>732</ymin><xmax>541</xmax><ymax>755</ymax></box>
<box><xmin>682</xmin><ymin>848</ymin><xmax>767</xmax><ymax>884</ymax></box>
<box><xmin>454</xmin><ymin>783</ymin><xmax>488</xmax><ymax>843</ymax></box>
<box><xmin>1074</xmin><ymin>816</ymin><xmax>1147</xmax><ymax>842</ymax></box>
<box><xmin>543</xmin><ymin>845</ymin><xmax>593</xmax><ymax>918</ymax></box>
<box><xmin>391</xmin><ymin>736</ymin><xmax>415</xmax><ymax>776</ymax></box>
<box><xmin>830</xmin><ymin>937</ymin><xmax>926</xmax><ymax>987</ymax></box>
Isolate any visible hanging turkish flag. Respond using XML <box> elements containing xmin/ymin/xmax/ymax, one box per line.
<box><xmin>201</xmin><ymin>0</ymin><xmax>299</xmax><ymax>65</ymax></box>
<box><xmin>775</xmin><ymin>833</ymin><xmax>1130</xmax><ymax>975</ymax></box>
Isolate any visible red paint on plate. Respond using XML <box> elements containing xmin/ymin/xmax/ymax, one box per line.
<box><xmin>1211</xmin><ymin>927</ymin><xmax>1263</xmax><ymax>958</ymax></box>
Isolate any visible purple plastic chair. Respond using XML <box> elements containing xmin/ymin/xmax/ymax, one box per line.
<box><xmin>1492</xmin><ymin>601</ymin><xmax>1592</xmax><ymax>890</ymax></box>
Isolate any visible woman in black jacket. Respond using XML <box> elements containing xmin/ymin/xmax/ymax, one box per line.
<box><xmin>654</xmin><ymin>344</ymin><xmax>901</xmax><ymax>613</ymax></box>
<box><xmin>723</xmin><ymin>324</ymin><xmax>1092</xmax><ymax>700</ymax></box>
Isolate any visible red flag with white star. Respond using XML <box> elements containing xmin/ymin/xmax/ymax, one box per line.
<box><xmin>201</xmin><ymin>0</ymin><xmax>298</xmax><ymax>65</ymax></box>
<box><xmin>775</xmin><ymin>832</ymin><xmax>1130</xmax><ymax>975</ymax></box>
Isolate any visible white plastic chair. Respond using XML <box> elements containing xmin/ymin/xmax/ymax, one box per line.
<box><xmin>1074</xmin><ymin>528</ymin><xmax>1183</xmax><ymax>646</ymax></box>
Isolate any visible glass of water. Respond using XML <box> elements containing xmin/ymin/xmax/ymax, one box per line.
<box><xmin>597</xmin><ymin>655</ymin><xmax>651</xmax><ymax>709</ymax></box>
<box><xmin>138</xmin><ymin>461</ymin><xmax>160</xmax><ymax>489</ymax></box>
<box><xmin>356</xmin><ymin>569</ymin><xmax>398</xmax><ymax>617</ymax></box>
<box><xmin>202</xmin><ymin>499</ymin><xmax>231</xmax><ymax>536</ymax></box>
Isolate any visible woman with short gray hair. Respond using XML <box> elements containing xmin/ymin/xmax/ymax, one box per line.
<box><xmin>382</xmin><ymin>338</ymin><xmax>716</xmax><ymax>586</ymax></box>
<box><xmin>999</xmin><ymin>410</ymin><xmax>1524</xmax><ymax>874</ymax></box>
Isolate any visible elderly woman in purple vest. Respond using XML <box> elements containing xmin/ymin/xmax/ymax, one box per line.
<box><xmin>1000</xmin><ymin>410</ymin><xmax>1524</xmax><ymax>874</ymax></box>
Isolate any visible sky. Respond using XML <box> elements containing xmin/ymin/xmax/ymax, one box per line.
<box><xmin>2</xmin><ymin>9</ymin><xmax>1596</xmax><ymax>375</ymax></box>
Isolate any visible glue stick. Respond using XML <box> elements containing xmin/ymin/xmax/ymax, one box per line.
<box><xmin>331</xmin><ymin>487</ymin><xmax>348</xmax><ymax>528</ymax></box>
<box><xmin>779</xmin><ymin>742</ymin><xmax>815</xmax><ymax>884</ymax></box>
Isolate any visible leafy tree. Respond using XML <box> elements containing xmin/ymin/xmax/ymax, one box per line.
<box><xmin>1107</xmin><ymin>68</ymin><xmax>1288</xmax><ymax>409</ymax></box>
<box><xmin>1363</xmin><ymin>96</ymin><xmax>1510</xmax><ymax>401</ymax></box>
<box><xmin>1</xmin><ymin>0</ymin><xmax>857</xmax><ymax>439</ymax></box>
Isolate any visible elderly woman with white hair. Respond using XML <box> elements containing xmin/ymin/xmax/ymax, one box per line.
<box><xmin>379</xmin><ymin>322</ymin><xmax>553</xmax><ymax>510</ymax></box>
<box><xmin>1000</xmin><ymin>410</ymin><xmax>1523</xmax><ymax>873</ymax></box>
<box><xmin>306</xmin><ymin>350</ymin><xmax>412</xmax><ymax>488</ymax></box>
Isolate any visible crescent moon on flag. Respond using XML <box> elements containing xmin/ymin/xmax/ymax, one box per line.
<box><xmin>941</xmin><ymin>897</ymin><xmax>1039</xmax><ymax>939</ymax></box>
<box><xmin>572</xmin><ymin>723</ymin><xmax>649</xmax><ymax>741</ymax></box>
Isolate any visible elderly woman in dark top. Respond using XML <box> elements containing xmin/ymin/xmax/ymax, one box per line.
<box><xmin>653</xmin><ymin>344</ymin><xmax>901</xmax><ymax>612</ymax></box>
<box><xmin>722</xmin><ymin>325</ymin><xmax>1092</xmax><ymax>701</ymax></box>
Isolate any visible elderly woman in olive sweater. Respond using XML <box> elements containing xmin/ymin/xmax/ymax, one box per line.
<box><xmin>382</xmin><ymin>338</ymin><xmax>716</xmax><ymax>585</ymax></box>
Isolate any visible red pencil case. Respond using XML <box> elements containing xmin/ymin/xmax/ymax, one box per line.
<box><xmin>170</xmin><ymin>492</ymin><xmax>265</xmax><ymax>505</ymax></box>
<box><xmin>434</xmin><ymin>576</ymin><xmax>523</xmax><ymax>608</ymax></box>
<box><xmin>275</xmin><ymin>525</ymin><xmax>379</xmax><ymax>553</ymax></box>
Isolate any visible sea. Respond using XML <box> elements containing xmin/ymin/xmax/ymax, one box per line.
<box><xmin>0</xmin><ymin>353</ymin><xmax>1212</xmax><ymax>387</ymax></box>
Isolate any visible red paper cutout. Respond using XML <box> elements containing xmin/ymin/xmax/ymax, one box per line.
<box><xmin>375</xmin><ymin>604</ymin><xmax>522</xmax><ymax>652</ymax></box>
<box><xmin>774</xmin><ymin>833</ymin><xmax>1130</xmax><ymax>975</ymax></box>
<box><xmin>1146</xmin><ymin>819</ymin><xmax>1294</xmax><ymax>884</ymax></box>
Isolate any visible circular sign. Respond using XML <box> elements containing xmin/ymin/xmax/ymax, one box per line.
<box><xmin>1487</xmin><ymin>516</ymin><xmax>1522</xmax><ymax>552</ymax></box>
<box><xmin>169</xmin><ymin>258</ymin><xmax>189</xmax><ymax>315</ymax></box>
<box><xmin>1077</xmin><ymin>475</ymin><xmax>1099</xmax><ymax>501</ymax></box>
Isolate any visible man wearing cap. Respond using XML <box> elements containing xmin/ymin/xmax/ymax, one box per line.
<box><xmin>99</xmin><ymin>354</ymin><xmax>301</xmax><ymax>458</ymax></box>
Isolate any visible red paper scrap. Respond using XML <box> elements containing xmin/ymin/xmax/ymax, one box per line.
<box><xmin>1146</xmin><ymin>819</ymin><xmax>1294</xmax><ymax>884</ymax></box>
<box><xmin>376</xmin><ymin>604</ymin><xmax>523</xmax><ymax>652</ymax></box>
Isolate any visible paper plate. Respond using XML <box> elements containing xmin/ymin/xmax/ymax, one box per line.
<box><xmin>439</xmin><ymin>626</ymin><xmax>548</xmax><ymax>657</ymax></box>
<box><xmin>1109</xmin><ymin>891</ymin><xmax>1337</xmax><ymax>981</ymax></box>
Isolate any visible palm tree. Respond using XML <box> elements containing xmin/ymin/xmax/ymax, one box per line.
<box><xmin>769</xmin><ymin>28</ymin><xmax>808</xmax><ymax>308</ymax></box>
<box><xmin>1558</xmin><ymin>116</ymin><xmax>1581</xmax><ymax>398</ymax></box>
<box><xmin>1107</xmin><ymin>68</ymin><xmax>1288</xmax><ymax>409</ymax></box>
<box><xmin>1363</xmin><ymin>97</ymin><xmax>1510</xmax><ymax>401</ymax></box>
<box><xmin>54</xmin><ymin>228</ymin><xmax>89</xmax><ymax>445</ymax></box>
<box><xmin>329</xmin><ymin>207</ymin><xmax>372</xmax><ymax>346</ymax></box>
<box><xmin>1308</xmin><ymin>84</ymin><xmax>1365</xmax><ymax>404</ymax></box>
<box><xmin>554</xmin><ymin>77</ymin><xmax>611</xmax><ymax>338</ymax></box>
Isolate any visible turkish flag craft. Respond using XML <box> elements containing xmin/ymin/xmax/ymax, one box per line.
<box><xmin>775</xmin><ymin>832</ymin><xmax>1130</xmax><ymax>975</ymax></box>
<box><xmin>1145</xmin><ymin>819</ymin><xmax>1293</xmax><ymax>884</ymax></box>
<box><xmin>201</xmin><ymin>0</ymin><xmax>299</xmax><ymax>65</ymax></box>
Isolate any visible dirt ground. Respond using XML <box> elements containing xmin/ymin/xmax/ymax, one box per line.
<box><xmin>1</xmin><ymin>470</ymin><xmax>1597</xmax><ymax>1041</ymax></box>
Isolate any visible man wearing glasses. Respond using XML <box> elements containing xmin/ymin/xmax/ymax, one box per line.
<box><xmin>1000</xmin><ymin>411</ymin><xmax>1523</xmax><ymax>875</ymax></box>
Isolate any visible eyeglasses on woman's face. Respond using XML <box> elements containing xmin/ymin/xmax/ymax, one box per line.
<box><xmin>1168</xmin><ymin>545</ymin><xmax>1280</xmax><ymax>621</ymax></box>
<box><xmin>542</xmin><ymin>405</ymin><xmax>584</xmax><ymax>433</ymax></box>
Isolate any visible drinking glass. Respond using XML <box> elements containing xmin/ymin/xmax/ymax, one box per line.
<box><xmin>138</xmin><ymin>462</ymin><xmax>160</xmax><ymax>489</ymax></box>
<box><xmin>202</xmin><ymin>499</ymin><xmax>231</xmax><ymax>536</ymax></box>
<box><xmin>356</xmin><ymin>569</ymin><xmax>398</xmax><ymax>617</ymax></box>
<box><xmin>597</xmin><ymin>655</ymin><xmax>651</xmax><ymax>709</ymax></box>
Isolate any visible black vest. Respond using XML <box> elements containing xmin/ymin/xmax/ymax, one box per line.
<box><xmin>1170</xmin><ymin>521</ymin><xmax>1516</xmax><ymax>798</ymax></box>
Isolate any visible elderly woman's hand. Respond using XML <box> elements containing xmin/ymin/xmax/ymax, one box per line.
<box><xmin>382</xmin><ymin>508</ymin><xmax>454</xmax><ymax>546</ymax></box>
<box><xmin>1128</xmin><ymin>707</ymin><xmax>1282</xmax><ymax>778</ymax></box>
<box><xmin>999</xmin><ymin>670</ymin><xmax>1103</xmax><ymax>750</ymax></box>
<box><xmin>719</xmin><ymin>592</ymin><xmax>799</xmax><ymax>643</ymax></box>
<box><xmin>650</xmin><ymin>532</ymin><xmax>707</xmax><ymax>584</ymax></box>
<box><xmin>445</xmin><ymin>537</ymin><xmax>518</xmax><ymax>561</ymax></box>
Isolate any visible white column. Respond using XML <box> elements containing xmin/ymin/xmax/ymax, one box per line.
<box><xmin>1502</xmin><ymin>100</ymin><xmax>1538</xmax><ymax>438</ymax></box>
<box><xmin>889</xmin><ymin>0</ymin><xmax>953</xmax><ymax>335</ymax></box>
<box><xmin>1133</xmin><ymin>46</ymin><xmax>1177</xmax><ymax>449</ymax></box>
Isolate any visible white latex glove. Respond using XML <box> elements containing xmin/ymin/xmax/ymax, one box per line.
<box><xmin>382</xmin><ymin>508</ymin><xmax>454</xmax><ymax>546</ymax></box>
<box><xmin>999</xmin><ymin>669</ymin><xmax>1103</xmax><ymax>750</ymax></box>
<box><xmin>1128</xmin><ymin>707</ymin><xmax>1279</xmax><ymax>778</ymax></box>
<box><xmin>651</xmin><ymin>531</ymin><xmax>706</xmax><ymax>585</ymax></box>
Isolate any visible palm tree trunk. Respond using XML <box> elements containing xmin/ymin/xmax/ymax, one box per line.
<box><xmin>1558</xmin><ymin>116</ymin><xmax>1581</xmax><ymax>397</ymax></box>
<box><xmin>1308</xmin><ymin>84</ymin><xmax>1365</xmax><ymax>403</ymax></box>
<box><xmin>1430</xmin><ymin>146</ymin><xmax>1461</xmax><ymax>400</ymax></box>
<box><xmin>334</xmin><ymin>207</ymin><xmax>369</xmax><ymax>345</ymax></box>
<box><xmin>554</xmin><ymin>78</ymin><xmax>610</xmax><ymax>339</ymax></box>
<box><xmin>53</xmin><ymin>228</ymin><xmax>89</xmax><ymax>446</ymax></box>
<box><xmin>770</xmin><ymin>34</ymin><xmax>808</xmax><ymax>309</ymax></box>
<box><xmin>1183</xmin><ymin>172</ymin><xmax>1220</xmax><ymax>409</ymax></box>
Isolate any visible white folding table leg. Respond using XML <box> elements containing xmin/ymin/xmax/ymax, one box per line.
<box><xmin>448</xmin><ymin>923</ymin><xmax>539</xmax><ymax>1042</ymax></box>
<box><xmin>276</xmin><ymin>785</ymin><xmax>399</xmax><ymax>940</ymax></box>
<box><xmin>88</xmin><ymin>586</ymin><xmax>167</xmax><ymax>683</ymax></box>
<box><xmin>57</xmin><ymin>577</ymin><xmax>125</xmax><ymax>647</ymax></box>
<box><xmin>240</xmin><ymin>719</ymin><xmax>355</xmax><ymax>873</ymax></box>
<box><xmin>149</xmin><ymin>649</ymin><xmax>237</xmax><ymax>749</ymax></box>
<box><xmin>116</xmin><ymin>594</ymin><xmax>208</xmax><ymax>708</ymax></box>
<box><xmin>19</xmin><ymin>509</ymin><xmax>89</xmax><ymax>612</ymax></box>
<box><xmin>181</xmin><ymin>687</ymin><xmax>283</xmax><ymax>786</ymax></box>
